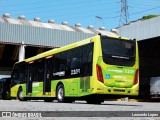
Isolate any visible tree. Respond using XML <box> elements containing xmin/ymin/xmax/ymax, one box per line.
<box><xmin>141</xmin><ymin>14</ymin><xmax>158</xmax><ymax>20</ymax></box>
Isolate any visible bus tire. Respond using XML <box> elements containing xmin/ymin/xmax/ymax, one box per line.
<box><xmin>17</xmin><ymin>88</ymin><xmax>25</xmax><ymax>101</ymax></box>
<box><xmin>56</xmin><ymin>84</ymin><xmax>65</xmax><ymax>103</ymax></box>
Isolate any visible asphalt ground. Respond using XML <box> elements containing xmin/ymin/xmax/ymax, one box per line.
<box><xmin>0</xmin><ymin>100</ymin><xmax>160</xmax><ymax>120</ymax></box>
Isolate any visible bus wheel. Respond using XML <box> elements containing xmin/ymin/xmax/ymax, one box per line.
<box><xmin>17</xmin><ymin>88</ymin><xmax>25</xmax><ymax>101</ymax></box>
<box><xmin>56</xmin><ymin>84</ymin><xmax>65</xmax><ymax>103</ymax></box>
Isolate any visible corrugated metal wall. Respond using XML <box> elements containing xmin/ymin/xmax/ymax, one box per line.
<box><xmin>0</xmin><ymin>23</ymin><xmax>95</xmax><ymax>47</ymax></box>
<box><xmin>117</xmin><ymin>16</ymin><xmax>160</xmax><ymax>41</ymax></box>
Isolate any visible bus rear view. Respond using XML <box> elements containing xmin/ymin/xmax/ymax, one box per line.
<box><xmin>10</xmin><ymin>35</ymin><xmax>139</xmax><ymax>104</ymax></box>
<box><xmin>94</xmin><ymin>36</ymin><xmax>139</xmax><ymax>97</ymax></box>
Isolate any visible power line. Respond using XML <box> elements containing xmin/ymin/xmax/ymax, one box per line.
<box><xmin>0</xmin><ymin>0</ymin><xmax>104</xmax><ymax>8</ymax></box>
<box><xmin>0</xmin><ymin>0</ymin><xmax>120</xmax><ymax>22</ymax></box>
<box><xmin>12</xmin><ymin>8</ymin><xmax>120</xmax><ymax>20</ymax></box>
<box><xmin>130</xmin><ymin>6</ymin><xmax>160</xmax><ymax>16</ymax></box>
<box><xmin>10</xmin><ymin>4</ymin><xmax>119</xmax><ymax>16</ymax></box>
<box><xmin>129</xmin><ymin>1</ymin><xmax>160</xmax><ymax>7</ymax></box>
<box><xmin>0</xmin><ymin>0</ymin><xmax>118</xmax><ymax>13</ymax></box>
<box><xmin>0</xmin><ymin>0</ymin><xmax>56</xmax><ymax>7</ymax></box>
<box><xmin>105</xmin><ymin>1</ymin><xmax>160</xmax><ymax>19</ymax></box>
<box><xmin>59</xmin><ymin>5</ymin><xmax>160</xmax><ymax>22</ymax></box>
<box><xmin>102</xmin><ymin>5</ymin><xmax>160</xmax><ymax>20</ymax></box>
<box><xmin>1</xmin><ymin>0</ymin><xmax>159</xmax><ymax>29</ymax></box>
<box><xmin>51</xmin><ymin>11</ymin><xmax>120</xmax><ymax>21</ymax></box>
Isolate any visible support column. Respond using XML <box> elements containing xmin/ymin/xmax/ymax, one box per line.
<box><xmin>18</xmin><ymin>41</ymin><xmax>25</xmax><ymax>62</ymax></box>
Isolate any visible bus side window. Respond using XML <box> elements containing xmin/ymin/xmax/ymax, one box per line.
<box><xmin>53</xmin><ymin>52</ymin><xmax>67</xmax><ymax>78</ymax></box>
<box><xmin>12</xmin><ymin>70</ymin><xmax>17</xmax><ymax>80</ymax></box>
<box><xmin>11</xmin><ymin>68</ymin><xmax>20</xmax><ymax>86</ymax></box>
<box><xmin>29</xmin><ymin>64</ymin><xmax>35</xmax><ymax>82</ymax></box>
<box><xmin>54</xmin><ymin>53</ymin><xmax>67</xmax><ymax>72</ymax></box>
<box><xmin>70</xmin><ymin>58</ymin><xmax>81</xmax><ymax>69</ymax></box>
<box><xmin>59</xmin><ymin>52</ymin><xmax>67</xmax><ymax>71</ymax></box>
<box><xmin>59</xmin><ymin>64</ymin><xmax>66</xmax><ymax>71</ymax></box>
<box><xmin>19</xmin><ymin>64</ymin><xmax>26</xmax><ymax>83</ymax></box>
<box><xmin>67</xmin><ymin>47</ymin><xmax>82</xmax><ymax>76</ymax></box>
<box><xmin>54</xmin><ymin>53</ymin><xmax>60</xmax><ymax>73</ymax></box>
<box><xmin>82</xmin><ymin>43</ymin><xmax>93</xmax><ymax>76</ymax></box>
<box><xmin>35</xmin><ymin>59</ymin><xmax>45</xmax><ymax>82</ymax></box>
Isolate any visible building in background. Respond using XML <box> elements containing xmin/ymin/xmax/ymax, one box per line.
<box><xmin>0</xmin><ymin>13</ymin><xmax>118</xmax><ymax>75</ymax></box>
<box><xmin>117</xmin><ymin>16</ymin><xmax>160</xmax><ymax>99</ymax></box>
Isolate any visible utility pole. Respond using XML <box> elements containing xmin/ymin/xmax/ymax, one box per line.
<box><xmin>119</xmin><ymin>0</ymin><xmax>129</xmax><ymax>27</ymax></box>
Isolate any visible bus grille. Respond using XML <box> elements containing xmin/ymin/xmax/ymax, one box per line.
<box><xmin>113</xmin><ymin>89</ymin><xmax>125</xmax><ymax>92</ymax></box>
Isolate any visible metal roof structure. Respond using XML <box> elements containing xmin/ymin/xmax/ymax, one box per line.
<box><xmin>0</xmin><ymin>13</ymin><xmax>119</xmax><ymax>73</ymax></box>
<box><xmin>0</xmin><ymin>13</ymin><xmax>118</xmax><ymax>47</ymax></box>
<box><xmin>116</xmin><ymin>16</ymin><xmax>160</xmax><ymax>41</ymax></box>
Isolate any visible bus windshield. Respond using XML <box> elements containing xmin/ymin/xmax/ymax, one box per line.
<box><xmin>101</xmin><ymin>37</ymin><xmax>136</xmax><ymax>66</ymax></box>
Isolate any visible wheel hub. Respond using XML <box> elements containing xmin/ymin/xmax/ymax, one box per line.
<box><xmin>58</xmin><ymin>88</ymin><xmax>63</xmax><ymax>100</ymax></box>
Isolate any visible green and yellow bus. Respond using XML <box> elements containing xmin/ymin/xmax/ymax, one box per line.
<box><xmin>10</xmin><ymin>35</ymin><xmax>139</xmax><ymax>104</ymax></box>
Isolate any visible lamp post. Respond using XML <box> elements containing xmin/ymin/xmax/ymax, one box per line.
<box><xmin>95</xmin><ymin>16</ymin><xmax>102</xmax><ymax>29</ymax></box>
